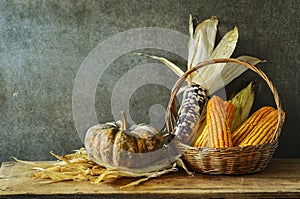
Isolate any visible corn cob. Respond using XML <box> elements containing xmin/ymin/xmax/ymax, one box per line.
<box><xmin>239</xmin><ymin>109</ymin><xmax>285</xmax><ymax>146</ymax></box>
<box><xmin>206</xmin><ymin>96</ymin><xmax>233</xmax><ymax>148</ymax></box>
<box><xmin>232</xmin><ymin>106</ymin><xmax>274</xmax><ymax>146</ymax></box>
<box><xmin>194</xmin><ymin>125</ymin><xmax>208</xmax><ymax>147</ymax></box>
<box><xmin>191</xmin><ymin>119</ymin><xmax>207</xmax><ymax>146</ymax></box>
<box><xmin>194</xmin><ymin>100</ymin><xmax>235</xmax><ymax>148</ymax></box>
<box><xmin>174</xmin><ymin>84</ymin><xmax>207</xmax><ymax>145</ymax></box>
<box><xmin>225</xmin><ymin>101</ymin><xmax>235</xmax><ymax>126</ymax></box>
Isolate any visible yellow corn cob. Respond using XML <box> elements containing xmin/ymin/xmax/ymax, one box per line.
<box><xmin>225</xmin><ymin>101</ymin><xmax>235</xmax><ymax>125</ymax></box>
<box><xmin>207</xmin><ymin>96</ymin><xmax>233</xmax><ymax>148</ymax></box>
<box><xmin>191</xmin><ymin>114</ymin><xmax>207</xmax><ymax>146</ymax></box>
<box><xmin>194</xmin><ymin>100</ymin><xmax>235</xmax><ymax>148</ymax></box>
<box><xmin>194</xmin><ymin>125</ymin><xmax>208</xmax><ymax>147</ymax></box>
<box><xmin>232</xmin><ymin>106</ymin><xmax>274</xmax><ymax>146</ymax></box>
<box><xmin>239</xmin><ymin>109</ymin><xmax>285</xmax><ymax>146</ymax></box>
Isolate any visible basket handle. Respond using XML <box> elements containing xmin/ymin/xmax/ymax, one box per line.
<box><xmin>165</xmin><ymin>58</ymin><xmax>284</xmax><ymax>142</ymax></box>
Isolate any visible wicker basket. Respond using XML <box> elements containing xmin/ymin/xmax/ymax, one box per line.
<box><xmin>166</xmin><ymin>58</ymin><xmax>284</xmax><ymax>174</ymax></box>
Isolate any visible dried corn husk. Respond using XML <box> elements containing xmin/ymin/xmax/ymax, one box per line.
<box><xmin>13</xmin><ymin>148</ymin><xmax>191</xmax><ymax>189</ymax></box>
<box><xmin>187</xmin><ymin>15</ymin><xmax>218</xmax><ymax>83</ymax></box>
<box><xmin>138</xmin><ymin>15</ymin><xmax>262</xmax><ymax>94</ymax></box>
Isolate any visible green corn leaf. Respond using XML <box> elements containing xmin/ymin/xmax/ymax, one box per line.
<box><xmin>230</xmin><ymin>82</ymin><xmax>255</xmax><ymax>132</ymax></box>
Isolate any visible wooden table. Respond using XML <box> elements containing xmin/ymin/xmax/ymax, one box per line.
<box><xmin>0</xmin><ymin>159</ymin><xmax>299</xmax><ymax>198</ymax></box>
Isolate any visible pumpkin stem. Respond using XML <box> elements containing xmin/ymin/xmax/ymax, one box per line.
<box><xmin>121</xmin><ymin>111</ymin><xmax>128</xmax><ymax>131</ymax></box>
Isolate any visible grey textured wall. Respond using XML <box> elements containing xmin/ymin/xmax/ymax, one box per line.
<box><xmin>0</xmin><ymin>0</ymin><xmax>299</xmax><ymax>163</ymax></box>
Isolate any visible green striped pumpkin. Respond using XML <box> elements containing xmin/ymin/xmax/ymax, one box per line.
<box><xmin>85</xmin><ymin>112</ymin><xmax>164</xmax><ymax>168</ymax></box>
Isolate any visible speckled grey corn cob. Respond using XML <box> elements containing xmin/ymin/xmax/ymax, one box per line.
<box><xmin>174</xmin><ymin>84</ymin><xmax>207</xmax><ymax>144</ymax></box>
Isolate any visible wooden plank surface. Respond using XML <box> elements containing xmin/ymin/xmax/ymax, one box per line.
<box><xmin>0</xmin><ymin>159</ymin><xmax>299</xmax><ymax>198</ymax></box>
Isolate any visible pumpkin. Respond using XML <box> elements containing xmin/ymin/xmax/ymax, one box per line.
<box><xmin>85</xmin><ymin>112</ymin><xmax>164</xmax><ymax>168</ymax></box>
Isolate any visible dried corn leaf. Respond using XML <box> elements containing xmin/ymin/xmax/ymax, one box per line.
<box><xmin>188</xmin><ymin>15</ymin><xmax>218</xmax><ymax>70</ymax></box>
<box><xmin>135</xmin><ymin>53</ymin><xmax>184</xmax><ymax>78</ymax></box>
<box><xmin>209</xmin><ymin>56</ymin><xmax>264</xmax><ymax>94</ymax></box>
<box><xmin>137</xmin><ymin>16</ymin><xmax>262</xmax><ymax>97</ymax></box>
<box><xmin>193</xmin><ymin>27</ymin><xmax>238</xmax><ymax>92</ymax></box>
<box><xmin>220</xmin><ymin>56</ymin><xmax>264</xmax><ymax>89</ymax></box>
<box><xmin>14</xmin><ymin>148</ymin><xmax>189</xmax><ymax>188</ymax></box>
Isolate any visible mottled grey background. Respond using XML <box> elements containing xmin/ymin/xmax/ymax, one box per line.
<box><xmin>0</xmin><ymin>0</ymin><xmax>299</xmax><ymax>163</ymax></box>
